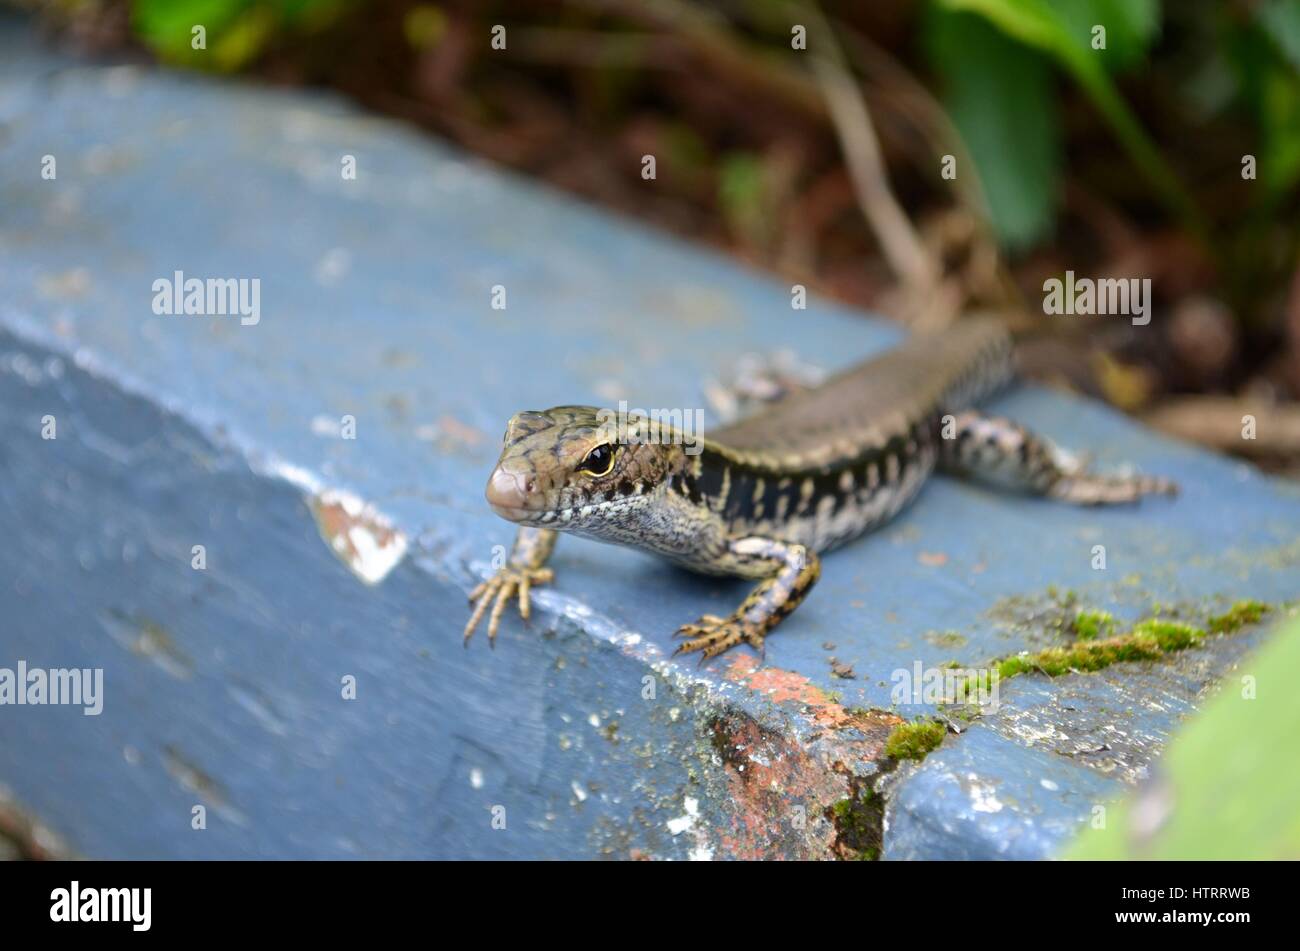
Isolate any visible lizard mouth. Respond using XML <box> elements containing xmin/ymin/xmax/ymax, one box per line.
<box><xmin>488</xmin><ymin>501</ymin><xmax>534</xmax><ymax>522</ymax></box>
<box><xmin>489</xmin><ymin>494</ymin><xmax>637</xmax><ymax>526</ymax></box>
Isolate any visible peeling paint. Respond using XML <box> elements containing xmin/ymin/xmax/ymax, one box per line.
<box><xmin>310</xmin><ymin>488</ymin><xmax>407</xmax><ymax>584</ymax></box>
<box><xmin>667</xmin><ymin>796</ymin><xmax>714</xmax><ymax>860</ymax></box>
<box><xmin>723</xmin><ymin>654</ymin><xmax>900</xmax><ymax>732</ymax></box>
<box><xmin>966</xmin><ymin>774</ymin><xmax>1004</xmax><ymax>814</ymax></box>
<box><xmin>666</xmin><ymin>797</ymin><xmax>698</xmax><ymax>835</ymax></box>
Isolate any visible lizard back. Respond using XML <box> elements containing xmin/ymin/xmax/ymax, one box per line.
<box><xmin>707</xmin><ymin>316</ymin><xmax>1013</xmax><ymax>471</ymax></box>
<box><xmin>670</xmin><ymin>317</ymin><xmax>1015</xmax><ymax>556</ymax></box>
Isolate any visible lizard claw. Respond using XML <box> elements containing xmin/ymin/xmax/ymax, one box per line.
<box><xmin>672</xmin><ymin>613</ymin><xmax>764</xmax><ymax>662</ymax></box>
<box><xmin>464</xmin><ymin>565</ymin><xmax>554</xmax><ymax>647</ymax></box>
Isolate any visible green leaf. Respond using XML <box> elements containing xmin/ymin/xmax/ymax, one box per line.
<box><xmin>132</xmin><ymin>0</ymin><xmax>252</xmax><ymax>64</ymax></box>
<box><xmin>1049</xmin><ymin>0</ymin><xmax>1160</xmax><ymax>70</ymax></box>
<box><xmin>1258</xmin><ymin>0</ymin><xmax>1300</xmax><ymax>73</ymax></box>
<box><xmin>211</xmin><ymin>5</ymin><xmax>277</xmax><ymax>72</ymax></box>
<box><xmin>131</xmin><ymin>0</ymin><xmax>350</xmax><ymax>69</ymax></box>
<box><xmin>1221</xmin><ymin>8</ymin><xmax>1300</xmax><ymax>197</ymax></box>
<box><xmin>926</xmin><ymin>8</ymin><xmax>1061</xmax><ymax>249</ymax></box>
<box><xmin>1261</xmin><ymin>66</ymin><xmax>1300</xmax><ymax>195</ymax></box>
<box><xmin>937</xmin><ymin>0</ymin><xmax>1205</xmax><ymax>240</ymax></box>
<box><xmin>1065</xmin><ymin>610</ymin><xmax>1300</xmax><ymax>860</ymax></box>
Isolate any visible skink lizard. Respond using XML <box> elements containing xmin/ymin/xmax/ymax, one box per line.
<box><xmin>465</xmin><ymin>318</ymin><xmax>1176</xmax><ymax>660</ymax></box>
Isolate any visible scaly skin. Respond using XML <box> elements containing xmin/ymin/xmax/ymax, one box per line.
<box><xmin>465</xmin><ymin>318</ymin><xmax>1177</xmax><ymax>660</ymax></box>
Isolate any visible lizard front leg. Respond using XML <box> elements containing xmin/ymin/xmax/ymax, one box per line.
<box><xmin>464</xmin><ymin>527</ymin><xmax>557</xmax><ymax>647</ymax></box>
<box><xmin>674</xmin><ymin>537</ymin><xmax>821</xmax><ymax>661</ymax></box>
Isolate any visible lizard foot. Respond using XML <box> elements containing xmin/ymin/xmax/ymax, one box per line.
<box><xmin>673</xmin><ymin>614</ymin><xmax>765</xmax><ymax>663</ymax></box>
<box><xmin>1048</xmin><ymin>472</ymin><xmax>1178</xmax><ymax>505</ymax></box>
<box><xmin>464</xmin><ymin>565</ymin><xmax>554</xmax><ymax>648</ymax></box>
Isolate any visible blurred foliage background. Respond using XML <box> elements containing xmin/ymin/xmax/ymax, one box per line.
<box><xmin>18</xmin><ymin>0</ymin><xmax>1300</xmax><ymax>472</ymax></box>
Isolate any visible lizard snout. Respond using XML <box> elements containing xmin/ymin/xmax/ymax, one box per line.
<box><xmin>485</xmin><ymin>463</ymin><xmax>532</xmax><ymax>516</ymax></box>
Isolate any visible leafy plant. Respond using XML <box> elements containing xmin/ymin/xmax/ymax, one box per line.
<box><xmin>924</xmin><ymin>7</ymin><xmax>1061</xmax><ymax>250</ymax></box>
<box><xmin>132</xmin><ymin>0</ymin><xmax>351</xmax><ymax>71</ymax></box>
<box><xmin>925</xmin><ymin>0</ymin><xmax>1203</xmax><ymax>248</ymax></box>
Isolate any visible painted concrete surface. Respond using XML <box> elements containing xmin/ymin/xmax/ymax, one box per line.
<box><xmin>1</xmin><ymin>13</ymin><xmax>1297</xmax><ymax>858</ymax></box>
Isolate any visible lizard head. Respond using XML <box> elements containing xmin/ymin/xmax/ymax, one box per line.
<box><xmin>485</xmin><ymin>406</ymin><xmax>681</xmax><ymax>528</ymax></box>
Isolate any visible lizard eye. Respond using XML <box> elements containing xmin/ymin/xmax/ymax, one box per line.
<box><xmin>577</xmin><ymin>443</ymin><xmax>616</xmax><ymax>477</ymax></box>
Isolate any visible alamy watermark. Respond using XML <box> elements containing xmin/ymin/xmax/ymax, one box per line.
<box><xmin>0</xmin><ymin>661</ymin><xmax>103</xmax><ymax>715</ymax></box>
<box><xmin>152</xmin><ymin>270</ymin><xmax>260</xmax><ymax>326</ymax></box>
<box><xmin>595</xmin><ymin>401</ymin><xmax>704</xmax><ymax>456</ymax></box>
<box><xmin>891</xmin><ymin>661</ymin><xmax>999</xmax><ymax>713</ymax></box>
<box><xmin>1042</xmin><ymin>271</ymin><xmax>1151</xmax><ymax>326</ymax></box>
<box><xmin>50</xmin><ymin>882</ymin><xmax>150</xmax><ymax>931</ymax></box>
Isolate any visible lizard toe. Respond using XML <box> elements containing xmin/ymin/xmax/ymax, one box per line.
<box><xmin>672</xmin><ymin>614</ymin><xmax>757</xmax><ymax>662</ymax></box>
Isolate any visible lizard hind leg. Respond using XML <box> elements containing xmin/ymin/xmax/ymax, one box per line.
<box><xmin>938</xmin><ymin>410</ymin><xmax>1178</xmax><ymax>505</ymax></box>
<box><xmin>674</xmin><ymin>537</ymin><xmax>821</xmax><ymax>661</ymax></box>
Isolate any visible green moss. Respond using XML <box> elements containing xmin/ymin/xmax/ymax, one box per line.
<box><xmin>828</xmin><ymin>786</ymin><xmax>885</xmax><ymax>860</ymax></box>
<box><xmin>925</xmin><ymin>629</ymin><xmax>968</xmax><ymax>648</ymax></box>
<box><xmin>986</xmin><ymin>589</ymin><xmax>1278</xmax><ymax>684</ymax></box>
<box><xmin>1130</xmin><ymin>618</ymin><xmax>1204</xmax><ymax>651</ymax></box>
<box><xmin>1207</xmin><ymin>599</ymin><xmax>1270</xmax><ymax>634</ymax></box>
<box><xmin>996</xmin><ymin>655</ymin><xmax>1032</xmax><ymax>679</ymax></box>
<box><xmin>1071</xmin><ymin>608</ymin><xmax>1116</xmax><ymax>641</ymax></box>
<box><xmin>949</xmin><ymin>704</ymin><xmax>979</xmax><ymax>723</ymax></box>
<box><xmin>997</xmin><ymin>618</ymin><xmax>1204</xmax><ymax>678</ymax></box>
<box><xmin>885</xmin><ymin>718</ymin><xmax>947</xmax><ymax>761</ymax></box>
<box><xmin>1045</xmin><ymin>585</ymin><xmax>1078</xmax><ymax>606</ymax></box>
